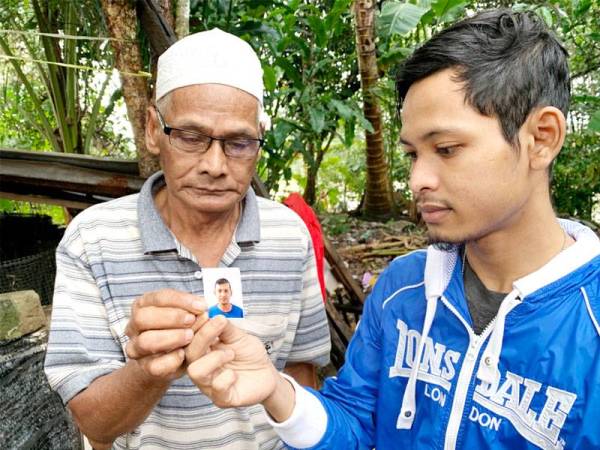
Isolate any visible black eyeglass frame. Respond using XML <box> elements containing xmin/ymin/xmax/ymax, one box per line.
<box><xmin>154</xmin><ymin>106</ymin><xmax>264</xmax><ymax>159</ymax></box>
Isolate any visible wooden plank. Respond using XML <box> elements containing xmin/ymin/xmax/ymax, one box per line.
<box><xmin>0</xmin><ymin>158</ymin><xmax>145</xmax><ymax>198</ymax></box>
<box><xmin>324</xmin><ymin>235</ymin><xmax>365</xmax><ymax>305</ymax></box>
<box><xmin>325</xmin><ymin>300</ymin><xmax>354</xmax><ymax>345</ymax></box>
<box><xmin>0</xmin><ymin>149</ymin><xmax>139</xmax><ymax>175</ymax></box>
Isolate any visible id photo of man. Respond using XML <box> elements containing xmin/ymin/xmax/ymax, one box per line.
<box><xmin>208</xmin><ymin>278</ymin><xmax>244</xmax><ymax>319</ymax></box>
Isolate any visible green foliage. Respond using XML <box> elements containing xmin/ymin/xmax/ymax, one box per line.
<box><xmin>589</xmin><ymin>110</ymin><xmax>600</xmax><ymax>132</ymax></box>
<box><xmin>379</xmin><ymin>2</ymin><xmax>429</xmax><ymax>37</ymax></box>
<box><xmin>552</xmin><ymin>131</ymin><xmax>600</xmax><ymax>221</ymax></box>
<box><xmin>0</xmin><ymin>84</ymin><xmax>53</xmax><ymax>151</ymax></box>
<box><xmin>319</xmin><ymin>213</ymin><xmax>351</xmax><ymax>236</ymax></box>
<box><xmin>190</xmin><ymin>0</ymin><xmax>369</xmax><ymax>200</ymax></box>
<box><xmin>314</xmin><ymin>141</ymin><xmax>366</xmax><ymax>213</ymax></box>
<box><xmin>0</xmin><ymin>0</ymin><xmax>133</xmax><ymax>156</ymax></box>
<box><xmin>0</xmin><ymin>0</ymin><xmax>597</xmax><ymax>221</ymax></box>
<box><xmin>0</xmin><ymin>199</ymin><xmax>66</xmax><ymax>225</ymax></box>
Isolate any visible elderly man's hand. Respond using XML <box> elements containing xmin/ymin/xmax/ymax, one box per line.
<box><xmin>186</xmin><ymin>316</ymin><xmax>280</xmax><ymax>408</ymax></box>
<box><xmin>125</xmin><ymin>289</ymin><xmax>207</xmax><ymax>382</ymax></box>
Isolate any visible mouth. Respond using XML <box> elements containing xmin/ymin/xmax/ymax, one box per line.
<box><xmin>187</xmin><ymin>187</ymin><xmax>232</xmax><ymax>195</ymax></box>
<box><xmin>417</xmin><ymin>203</ymin><xmax>452</xmax><ymax>224</ymax></box>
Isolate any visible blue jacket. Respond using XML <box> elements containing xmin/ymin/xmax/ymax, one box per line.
<box><xmin>297</xmin><ymin>220</ymin><xmax>600</xmax><ymax>449</ymax></box>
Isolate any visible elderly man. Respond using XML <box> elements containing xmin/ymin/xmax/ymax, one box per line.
<box><xmin>183</xmin><ymin>10</ymin><xmax>600</xmax><ymax>450</ymax></box>
<box><xmin>44</xmin><ymin>29</ymin><xmax>330</xmax><ymax>449</ymax></box>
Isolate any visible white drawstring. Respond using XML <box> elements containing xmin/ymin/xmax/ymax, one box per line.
<box><xmin>396</xmin><ymin>295</ymin><xmax>438</xmax><ymax>429</ymax></box>
<box><xmin>395</xmin><ymin>244</ymin><xmax>455</xmax><ymax>429</ymax></box>
<box><xmin>476</xmin><ymin>290</ymin><xmax>521</xmax><ymax>385</ymax></box>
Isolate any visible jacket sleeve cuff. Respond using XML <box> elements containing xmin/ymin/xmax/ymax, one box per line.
<box><xmin>266</xmin><ymin>373</ymin><xmax>328</xmax><ymax>448</ymax></box>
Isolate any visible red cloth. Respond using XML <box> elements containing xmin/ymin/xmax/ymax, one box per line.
<box><xmin>283</xmin><ymin>193</ymin><xmax>327</xmax><ymax>302</ymax></box>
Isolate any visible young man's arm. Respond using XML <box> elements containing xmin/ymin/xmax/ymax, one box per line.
<box><xmin>187</xmin><ymin>280</ymin><xmax>386</xmax><ymax>449</ymax></box>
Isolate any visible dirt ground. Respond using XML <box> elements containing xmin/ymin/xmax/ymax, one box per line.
<box><xmin>320</xmin><ymin>213</ymin><xmax>428</xmax><ymax>295</ymax></box>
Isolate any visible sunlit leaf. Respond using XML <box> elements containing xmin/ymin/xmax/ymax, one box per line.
<box><xmin>588</xmin><ymin>110</ymin><xmax>600</xmax><ymax>133</ymax></box>
<box><xmin>330</xmin><ymin>99</ymin><xmax>354</xmax><ymax>120</ymax></box>
<box><xmin>308</xmin><ymin>106</ymin><xmax>326</xmax><ymax>133</ymax></box>
<box><xmin>431</xmin><ymin>0</ymin><xmax>466</xmax><ymax>19</ymax></box>
<box><xmin>263</xmin><ymin>65</ymin><xmax>277</xmax><ymax>92</ymax></box>
<box><xmin>379</xmin><ymin>2</ymin><xmax>429</xmax><ymax>38</ymax></box>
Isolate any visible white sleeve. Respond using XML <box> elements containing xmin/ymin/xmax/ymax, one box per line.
<box><xmin>266</xmin><ymin>373</ymin><xmax>328</xmax><ymax>448</ymax></box>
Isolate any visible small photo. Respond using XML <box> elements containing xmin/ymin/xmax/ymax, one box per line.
<box><xmin>203</xmin><ymin>267</ymin><xmax>244</xmax><ymax>319</ymax></box>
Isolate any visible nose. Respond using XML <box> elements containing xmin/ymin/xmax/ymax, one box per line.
<box><xmin>197</xmin><ymin>139</ymin><xmax>228</xmax><ymax>177</ymax></box>
<box><xmin>409</xmin><ymin>154</ymin><xmax>440</xmax><ymax>196</ymax></box>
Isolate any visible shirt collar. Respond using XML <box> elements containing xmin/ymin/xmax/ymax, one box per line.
<box><xmin>138</xmin><ymin>171</ymin><xmax>261</xmax><ymax>254</ymax></box>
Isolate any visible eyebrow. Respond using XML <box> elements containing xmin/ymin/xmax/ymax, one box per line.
<box><xmin>400</xmin><ymin>128</ymin><xmax>463</xmax><ymax>146</ymax></box>
<box><xmin>175</xmin><ymin>122</ymin><xmax>258</xmax><ymax>139</ymax></box>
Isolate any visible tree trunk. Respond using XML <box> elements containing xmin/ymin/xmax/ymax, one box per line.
<box><xmin>100</xmin><ymin>0</ymin><xmax>159</xmax><ymax>177</ymax></box>
<box><xmin>174</xmin><ymin>0</ymin><xmax>190</xmax><ymax>39</ymax></box>
<box><xmin>353</xmin><ymin>0</ymin><xmax>395</xmax><ymax>219</ymax></box>
<box><xmin>303</xmin><ymin>142</ymin><xmax>318</xmax><ymax>206</ymax></box>
<box><xmin>304</xmin><ymin>164</ymin><xmax>318</xmax><ymax>206</ymax></box>
<box><xmin>157</xmin><ymin>0</ymin><xmax>176</xmax><ymax>31</ymax></box>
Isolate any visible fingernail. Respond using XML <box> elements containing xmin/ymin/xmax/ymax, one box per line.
<box><xmin>184</xmin><ymin>328</ymin><xmax>193</xmax><ymax>341</ymax></box>
<box><xmin>213</xmin><ymin>315</ymin><xmax>226</xmax><ymax>326</ymax></box>
<box><xmin>184</xmin><ymin>313</ymin><xmax>195</xmax><ymax>325</ymax></box>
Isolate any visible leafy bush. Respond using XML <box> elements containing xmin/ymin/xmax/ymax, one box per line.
<box><xmin>552</xmin><ymin>131</ymin><xmax>600</xmax><ymax>221</ymax></box>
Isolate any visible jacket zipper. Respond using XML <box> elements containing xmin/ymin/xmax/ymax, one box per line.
<box><xmin>440</xmin><ymin>295</ymin><xmax>496</xmax><ymax>450</ymax></box>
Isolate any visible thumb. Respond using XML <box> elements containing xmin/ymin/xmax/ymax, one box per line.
<box><xmin>215</xmin><ymin>316</ymin><xmax>246</xmax><ymax>345</ymax></box>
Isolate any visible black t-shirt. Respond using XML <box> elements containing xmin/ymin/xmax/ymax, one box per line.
<box><xmin>463</xmin><ymin>256</ymin><xmax>508</xmax><ymax>335</ymax></box>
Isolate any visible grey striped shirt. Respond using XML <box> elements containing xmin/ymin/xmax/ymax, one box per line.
<box><xmin>44</xmin><ymin>172</ymin><xmax>330</xmax><ymax>449</ymax></box>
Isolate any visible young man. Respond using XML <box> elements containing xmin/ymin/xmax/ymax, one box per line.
<box><xmin>209</xmin><ymin>278</ymin><xmax>243</xmax><ymax>318</ymax></box>
<box><xmin>185</xmin><ymin>9</ymin><xmax>600</xmax><ymax>449</ymax></box>
<box><xmin>44</xmin><ymin>29</ymin><xmax>330</xmax><ymax>449</ymax></box>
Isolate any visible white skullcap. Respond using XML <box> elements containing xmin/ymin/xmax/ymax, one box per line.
<box><xmin>156</xmin><ymin>28</ymin><xmax>264</xmax><ymax>105</ymax></box>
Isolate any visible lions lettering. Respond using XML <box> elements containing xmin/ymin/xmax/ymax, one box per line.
<box><xmin>389</xmin><ymin>319</ymin><xmax>461</xmax><ymax>392</ymax></box>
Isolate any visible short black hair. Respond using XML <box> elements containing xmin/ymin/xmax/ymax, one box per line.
<box><xmin>396</xmin><ymin>9</ymin><xmax>570</xmax><ymax>146</ymax></box>
<box><xmin>215</xmin><ymin>278</ymin><xmax>231</xmax><ymax>288</ymax></box>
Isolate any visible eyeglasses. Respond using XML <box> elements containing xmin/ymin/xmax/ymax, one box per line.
<box><xmin>155</xmin><ymin>107</ymin><xmax>263</xmax><ymax>160</ymax></box>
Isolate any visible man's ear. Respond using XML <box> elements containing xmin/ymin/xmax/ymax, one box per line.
<box><xmin>524</xmin><ymin>106</ymin><xmax>566</xmax><ymax>172</ymax></box>
<box><xmin>145</xmin><ymin>106</ymin><xmax>161</xmax><ymax>156</ymax></box>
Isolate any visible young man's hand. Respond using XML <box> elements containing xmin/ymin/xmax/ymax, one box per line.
<box><xmin>186</xmin><ymin>316</ymin><xmax>282</xmax><ymax>408</ymax></box>
<box><xmin>125</xmin><ymin>289</ymin><xmax>207</xmax><ymax>382</ymax></box>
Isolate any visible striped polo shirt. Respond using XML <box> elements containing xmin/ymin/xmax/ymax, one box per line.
<box><xmin>44</xmin><ymin>172</ymin><xmax>331</xmax><ymax>449</ymax></box>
